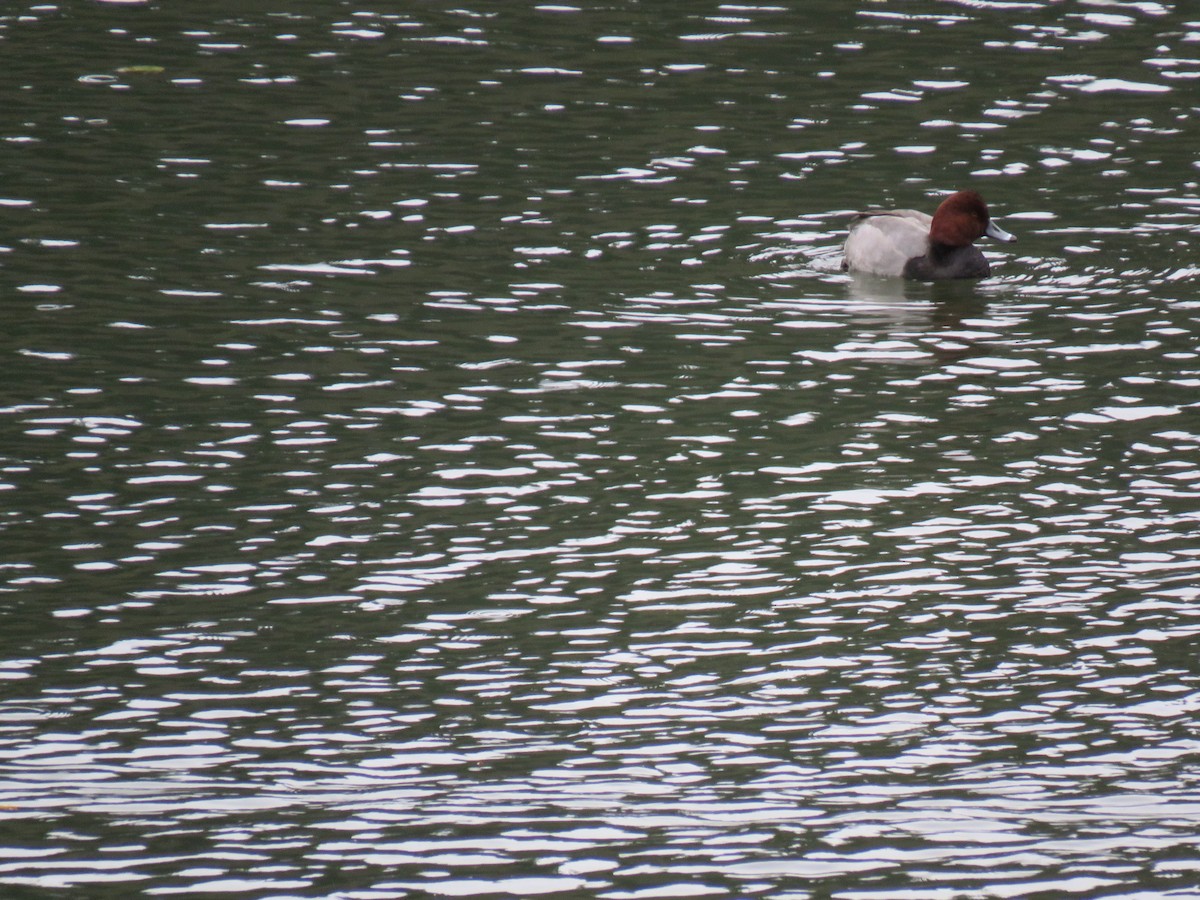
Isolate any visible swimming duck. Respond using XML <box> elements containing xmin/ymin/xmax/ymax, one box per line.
<box><xmin>842</xmin><ymin>190</ymin><xmax>1015</xmax><ymax>280</ymax></box>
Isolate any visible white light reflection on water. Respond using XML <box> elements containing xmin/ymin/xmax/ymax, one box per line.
<box><xmin>4</xmin><ymin>0</ymin><xmax>1200</xmax><ymax>896</ymax></box>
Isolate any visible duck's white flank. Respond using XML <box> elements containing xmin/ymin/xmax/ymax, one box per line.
<box><xmin>843</xmin><ymin>209</ymin><xmax>931</xmax><ymax>277</ymax></box>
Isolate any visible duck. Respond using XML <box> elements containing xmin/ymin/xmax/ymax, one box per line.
<box><xmin>842</xmin><ymin>190</ymin><xmax>1015</xmax><ymax>280</ymax></box>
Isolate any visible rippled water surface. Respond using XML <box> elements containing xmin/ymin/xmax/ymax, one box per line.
<box><xmin>4</xmin><ymin>1</ymin><xmax>1200</xmax><ymax>897</ymax></box>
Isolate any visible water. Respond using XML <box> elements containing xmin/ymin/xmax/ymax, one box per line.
<box><xmin>3</xmin><ymin>1</ymin><xmax>1200</xmax><ymax>897</ymax></box>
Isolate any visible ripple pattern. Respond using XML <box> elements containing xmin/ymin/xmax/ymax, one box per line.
<box><xmin>3</xmin><ymin>1</ymin><xmax>1200</xmax><ymax>898</ymax></box>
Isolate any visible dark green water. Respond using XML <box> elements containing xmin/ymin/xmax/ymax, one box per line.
<box><xmin>3</xmin><ymin>2</ymin><xmax>1200</xmax><ymax>898</ymax></box>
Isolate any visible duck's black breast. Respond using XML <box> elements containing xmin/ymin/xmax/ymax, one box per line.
<box><xmin>902</xmin><ymin>244</ymin><xmax>990</xmax><ymax>281</ymax></box>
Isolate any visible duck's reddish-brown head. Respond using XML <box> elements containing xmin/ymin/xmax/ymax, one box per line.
<box><xmin>929</xmin><ymin>190</ymin><xmax>1014</xmax><ymax>247</ymax></box>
